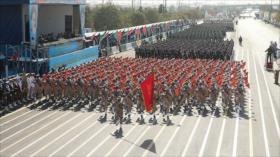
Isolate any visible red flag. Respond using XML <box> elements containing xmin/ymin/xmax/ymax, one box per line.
<box><xmin>142</xmin><ymin>26</ymin><xmax>147</xmax><ymax>36</ymax></box>
<box><xmin>136</xmin><ymin>28</ymin><xmax>141</xmax><ymax>40</ymax></box>
<box><xmin>127</xmin><ymin>29</ymin><xmax>134</xmax><ymax>36</ymax></box>
<box><xmin>140</xmin><ymin>73</ymin><xmax>154</xmax><ymax>112</ymax></box>
<box><xmin>151</xmin><ymin>25</ymin><xmax>154</xmax><ymax>33</ymax></box>
<box><xmin>118</xmin><ymin>31</ymin><xmax>122</xmax><ymax>42</ymax></box>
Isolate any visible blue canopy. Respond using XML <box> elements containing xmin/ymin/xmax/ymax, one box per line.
<box><xmin>0</xmin><ymin>0</ymin><xmax>86</xmax><ymax>5</ymax></box>
<box><xmin>0</xmin><ymin>0</ymin><xmax>29</xmax><ymax>5</ymax></box>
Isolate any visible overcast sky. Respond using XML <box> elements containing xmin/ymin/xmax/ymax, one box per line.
<box><xmin>87</xmin><ymin>0</ymin><xmax>280</xmax><ymax>7</ymax></box>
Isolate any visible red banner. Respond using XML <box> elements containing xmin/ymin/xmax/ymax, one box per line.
<box><xmin>118</xmin><ymin>31</ymin><xmax>122</xmax><ymax>42</ymax></box>
<box><xmin>141</xmin><ymin>73</ymin><xmax>154</xmax><ymax>112</ymax></box>
<box><xmin>142</xmin><ymin>26</ymin><xmax>147</xmax><ymax>36</ymax></box>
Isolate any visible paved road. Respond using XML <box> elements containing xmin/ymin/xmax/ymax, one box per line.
<box><xmin>110</xmin><ymin>49</ymin><xmax>135</xmax><ymax>58</ymax></box>
<box><xmin>0</xmin><ymin>18</ymin><xmax>279</xmax><ymax>157</ymax></box>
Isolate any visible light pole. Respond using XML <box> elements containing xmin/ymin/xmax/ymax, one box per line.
<box><xmin>165</xmin><ymin>0</ymin><xmax>167</xmax><ymax>12</ymax></box>
<box><xmin>279</xmin><ymin>0</ymin><xmax>280</xmax><ymax>46</ymax></box>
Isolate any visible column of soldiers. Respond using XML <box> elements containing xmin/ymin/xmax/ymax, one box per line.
<box><xmin>2</xmin><ymin>20</ymin><xmax>246</xmax><ymax>138</ymax></box>
<box><xmin>0</xmin><ymin>73</ymin><xmax>37</xmax><ymax>117</ymax></box>
<box><xmin>135</xmin><ymin>39</ymin><xmax>234</xmax><ymax>60</ymax></box>
<box><xmin>136</xmin><ymin>21</ymin><xmax>235</xmax><ymax>60</ymax></box>
<box><xmin>169</xmin><ymin>22</ymin><xmax>234</xmax><ymax>40</ymax></box>
<box><xmin>2</xmin><ymin>58</ymin><xmax>249</xmax><ymax>123</ymax></box>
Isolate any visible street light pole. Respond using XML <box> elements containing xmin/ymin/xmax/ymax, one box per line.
<box><xmin>279</xmin><ymin>0</ymin><xmax>280</xmax><ymax>46</ymax></box>
<box><xmin>165</xmin><ymin>0</ymin><xmax>167</xmax><ymax>12</ymax></box>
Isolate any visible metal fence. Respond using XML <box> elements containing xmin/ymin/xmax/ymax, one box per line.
<box><xmin>106</xmin><ymin>26</ymin><xmax>186</xmax><ymax>56</ymax></box>
<box><xmin>0</xmin><ymin>44</ymin><xmax>49</xmax><ymax>78</ymax></box>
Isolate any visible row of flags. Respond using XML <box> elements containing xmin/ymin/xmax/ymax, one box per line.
<box><xmin>90</xmin><ymin>21</ymin><xmax>181</xmax><ymax>46</ymax></box>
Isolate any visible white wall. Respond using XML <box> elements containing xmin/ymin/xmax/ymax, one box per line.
<box><xmin>38</xmin><ymin>5</ymin><xmax>73</xmax><ymax>35</ymax></box>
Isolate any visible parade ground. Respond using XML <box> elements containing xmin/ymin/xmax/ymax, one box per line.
<box><xmin>0</xmin><ymin>18</ymin><xmax>279</xmax><ymax>157</ymax></box>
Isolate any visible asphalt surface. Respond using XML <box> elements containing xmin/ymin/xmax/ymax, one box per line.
<box><xmin>0</xmin><ymin>18</ymin><xmax>279</xmax><ymax>157</ymax></box>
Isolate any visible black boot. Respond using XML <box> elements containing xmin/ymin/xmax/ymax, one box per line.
<box><xmin>153</xmin><ymin>115</ymin><xmax>157</xmax><ymax>125</ymax></box>
<box><xmin>167</xmin><ymin>115</ymin><xmax>172</xmax><ymax>126</ymax></box>
<box><xmin>125</xmin><ymin>114</ymin><xmax>131</xmax><ymax>124</ymax></box>
<box><xmin>139</xmin><ymin>114</ymin><xmax>145</xmax><ymax>124</ymax></box>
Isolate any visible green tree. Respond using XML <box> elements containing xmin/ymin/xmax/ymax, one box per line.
<box><xmin>130</xmin><ymin>11</ymin><xmax>147</xmax><ymax>26</ymax></box>
<box><xmin>85</xmin><ymin>6</ymin><xmax>94</xmax><ymax>29</ymax></box>
<box><xmin>144</xmin><ymin>8</ymin><xmax>160</xmax><ymax>23</ymax></box>
<box><xmin>119</xmin><ymin>7</ymin><xmax>135</xmax><ymax>27</ymax></box>
<box><xmin>139</xmin><ymin>6</ymin><xmax>143</xmax><ymax>12</ymax></box>
<box><xmin>183</xmin><ymin>8</ymin><xmax>204</xmax><ymax>20</ymax></box>
<box><xmin>93</xmin><ymin>4</ymin><xmax>122</xmax><ymax>31</ymax></box>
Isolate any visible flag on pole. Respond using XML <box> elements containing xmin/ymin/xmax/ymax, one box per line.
<box><xmin>136</xmin><ymin>28</ymin><xmax>141</xmax><ymax>40</ymax></box>
<box><xmin>142</xmin><ymin>26</ymin><xmax>147</xmax><ymax>37</ymax></box>
<box><xmin>151</xmin><ymin>25</ymin><xmax>154</xmax><ymax>33</ymax></box>
<box><xmin>118</xmin><ymin>31</ymin><xmax>122</xmax><ymax>42</ymax></box>
<box><xmin>114</xmin><ymin>31</ymin><xmax>122</xmax><ymax>47</ymax></box>
<box><xmin>140</xmin><ymin>73</ymin><xmax>154</xmax><ymax>112</ymax></box>
<box><xmin>99</xmin><ymin>31</ymin><xmax>109</xmax><ymax>44</ymax></box>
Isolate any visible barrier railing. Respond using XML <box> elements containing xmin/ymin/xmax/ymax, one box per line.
<box><xmin>106</xmin><ymin>26</ymin><xmax>186</xmax><ymax>56</ymax></box>
<box><xmin>0</xmin><ymin>44</ymin><xmax>50</xmax><ymax>78</ymax></box>
<box><xmin>48</xmin><ymin>45</ymin><xmax>99</xmax><ymax>70</ymax></box>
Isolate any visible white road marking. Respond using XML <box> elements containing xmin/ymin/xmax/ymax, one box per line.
<box><xmin>30</xmin><ymin>113</ymin><xmax>96</xmax><ymax>157</ymax></box>
<box><xmin>0</xmin><ymin>111</ymin><xmax>57</xmax><ymax>143</ymax></box>
<box><xmin>141</xmin><ymin>119</ymin><xmax>171</xmax><ymax>157</ymax></box>
<box><xmin>246</xmin><ymin>47</ymin><xmax>254</xmax><ymax>157</ymax></box>
<box><xmin>232</xmin><ymin>114</ymin><xmax>239</xmax><ymax>157</ymax></box>
<box><xmin>181</xmin><ymin>117</ymin><xmax>201</xmax><ymax>157</ymax></box>
<box><xmin>252</xmin><ymin>54</ymin><xmax>270</xmax><ymax>157</ymax></box>
<box><xmin>105</xmin><ymin>116</ymin><xmax>147</xmax><ymax>157</ymax></box>
<box><xmin>86</xmin><ymin>135</ymin><xmax>111</xmax><ymax>157</ymax></box>
<box><xmin>0</xmin><ymin>109</ymin><xmax>32</xmax><ymax>127</ymax></box>
<box><xmin>0</xmin><ymin>110</ymin><xmax>46</xmax><ymax>134</ymax></box>
<box><xmin>232</xmin><ymin>45</ymin><xmax>244</xmax><ymax>157</ymax></box>
<box><xmin>49</xmin><ymin>120</ymin><xmax>99</xmax><ymax>157</ymax></box>
<box><xmin>10</xmin><ymin>113</ymin><xmax>82</xmax><ymax>157</ymax></box>
<box><xmin>215</xmin><ymin>118</ymin><xmax>226</xmax><ymax>157</ymax></box>
<box><xmin>235</xmin><ymin>45</ymin><xmax>239</xmax><ymax>61</ymax></box>
<box><xmin>160</xmin><ymin>116</ymin><xmax>186</xmax><ymax>156</ymax></box>
<box><xmin>0</xmin><ymin>98</ymin><xmax>43</xmax><ymax>121</ymax></box>
<box><xmin>256</xmin><ymin>53</ymin><xmax>280</xmax><ymax>139</ymax></box>
<box><xmin>0</xmin><ymin>112</ymin><xmax>71</xmax><ymax>153</ymax></box>
<box><xmin>198</xmin><ymin>116</ymin><xmax>214</xmax><ymax>157</ymax></box>
<box><xmin>66</xmin><ymin>123</ymin><xmax>110</xmax><ymax>157</ymax></box>
<box><xmin>86</xmin><ymin>115</ymin><xmax>136</xmax><ymax>157</ymax></box>
<box><xmin>248</xmin><ymin>88</ymin><xmax>254</xmax><ymax>157</ymax></box>
<box><xmin>0</xmin><ymin>107</ymin><xmax>27</xmax><ymax>121</ymax></box>
<box><xmin>123</xmin><ymin>126</ymin><xmax>151</xmax><ymax>157</ymax></box>
<box><xmin>199</xmin><ymin>92</ymin><xmax>221</xmax><ymax>157</ymax></box>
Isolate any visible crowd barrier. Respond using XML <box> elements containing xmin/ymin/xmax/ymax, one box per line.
<box><xmin>46</xmin><ymin>38</ymin><xmax>83</xmax><ymax>58</ymax></box>
<box><xmin>48</xmin><ymin>45</ymin><xmax>99</xmax><ymax>70</ymax></box>
<box><xmin>0</xmin><ymin>44</ymin><xmax>34</xmax><ymax>78</ymax></box>
<box><xmin>107</xmin><ymin>28</ymin><xmax>178</xmax><ymax>55</ymax></box>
